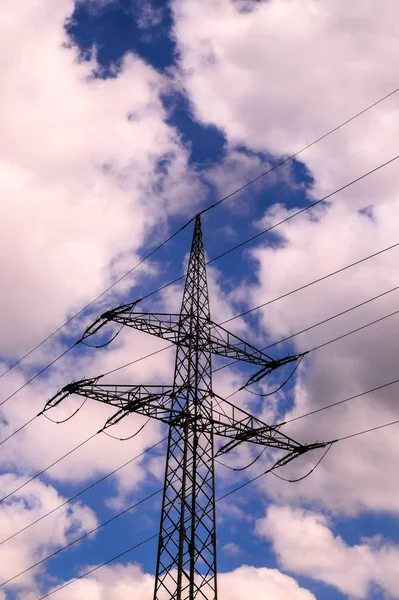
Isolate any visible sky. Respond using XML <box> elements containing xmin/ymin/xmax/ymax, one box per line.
<box><xmin>1</xmin><ymin>0</ymin><xmax>399</xmax><ymax>598</ymax></box>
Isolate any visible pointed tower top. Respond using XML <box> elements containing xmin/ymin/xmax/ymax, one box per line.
<box><xmin>180</xmin><ymin>213</ymin><xmax>210</xmax><ymax>319</ymax></box>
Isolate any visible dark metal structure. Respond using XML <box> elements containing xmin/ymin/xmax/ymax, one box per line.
<box><xmin>46</xmin><ymin>215</ymin><xmax>328</xmax><ymax>600</ymax></box>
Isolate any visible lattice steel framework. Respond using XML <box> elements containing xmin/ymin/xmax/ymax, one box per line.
<box><xmin>46</xmin><ymin>215</ymin><xmax>329</xmax><ymax>600</ymax></box>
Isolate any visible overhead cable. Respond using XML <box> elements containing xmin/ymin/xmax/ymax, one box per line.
<box><xmin>221</xmin><ymin>244</ymin><xmax>399</xmax><ymax>326</ymax></box>
<box><xmin>199</xmin><ymin>84</ymin><xmax>399</xmax><ymax>217</ymax></box>
<box><xmin>34</xmin><ymin>437</ymin><xmax>335</xmax><ymax>599</ymax></box>
<box><xmin>5</xmin><ymin>84</ymin><xmax>399</xmax><ymax>383</ymax></box>
<box><xmin>283</xmin><ymin>377</ymin><xmax>399</xmax><ymax>425</ymax></box>
<box><xmin>224</xmin><ymin>304</ymin><xmax>399</xmax><ymax>402</ymax></box>
<box><xmin>137</xmin><ymin>153</ymin><xmax>399</xmax><ymax>305</ymax></box>
<box><xmin>262</xmin><ymin>283</ymin><xmax>399</xmax><ymax>350</ymax></box>
<box><xmin>0</xmin><ymin>433</ymin><xmax>98</xmax><ymax>505</ymax></box>
<box><xmin>0</xmin><ymin>414</ymin><xmax>39</xmax><ymax>447</ymax></box>
<box><xmin>0</xmin><ymin>437</ymin><xmax>166</xmax><ymax>548</ymax></box>
<box><xmin>0</xmin><ymin>489</ymin><xmax>162</xmax><ymax>588</ymax></box>
<box><xmin>214</xmin><ymin>272</ymin><xmax>399</xmax><ymax>376</ymax></box>
<box><xmin>0</xmin><ymin>222</ymin><xmax>192</xmax><ymax>380</ymax></box>
<box><xmin>3</xmin><ymin>153</ymin><xmax>399</xmax><ymax>410</ymax></box>
<box><xmin>0</xmin><ymin>343</ymin><xmax>77</xmax><ymax>407</ymax></box>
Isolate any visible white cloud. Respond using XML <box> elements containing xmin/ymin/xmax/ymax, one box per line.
<box><xmin>40</xmin><ymin>562</ymin><xmax>316</xmax><ymax>600</ymax></box>
<box><xmin>222</xmin><ymin>541</ymin><xmax>240</xmax><ymax>556</ymax></box>
<box><xmin>257</xmin><ymin>504</ymin><xmax>399</xmax><ymax>598</ymax></box>
<box><xmin>0</xmin><ymin>0</ymin><xmax>211</xmax><ymax>507</ymax></box>
<box><xmin>248</xmin><ymin>202</ymin><xmax>399</xmax><ymax>514</ymax></box>
<box><xmin>172</xmin><ymin>0</ymin><xmax>399</xmax><ymax>205</ymax></box>
<box><xmin>0</xmin><ymin>474</ymin><xmax>97</xmax><ymax>590</ymax></box>
<box><xmin>171</xmin><ymin>0</ymin><xmax>399</xmax><ymax>521</ymax></box>
<box><xmin>0</xmin><ymin>251</ymin><xmax>254</xmax><ymax>494</ymax></box>
<box><xmin>5</xmin><ymin>0</ymin><xmax>399</xmax><ymax>596</ymax></box>
<box><xmin>132</xmin><ymin>0</ymin><xmax>164</xmax><ymax>30</ymax></box>
<box><xmin>0</xmin><ymin>0</ymin><xmax>203</xmax><ymax>360</ymax></box>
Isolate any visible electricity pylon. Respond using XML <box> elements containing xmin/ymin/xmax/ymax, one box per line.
<box><xmin>45</xmin><ymin>215</ymin><xmax>328</xmax><ymax>600</ymax></box>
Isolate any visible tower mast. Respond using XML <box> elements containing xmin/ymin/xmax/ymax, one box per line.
<box><xmin>45</xmin><ymin>215</ymin><xmax>329</xmax><ymax>600</ymax></box>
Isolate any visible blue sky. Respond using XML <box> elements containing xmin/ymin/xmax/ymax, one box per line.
<box><xmin>1</xmin><ymin>1</ymin><xmax>399</xmax><ymax>600</ymax></box>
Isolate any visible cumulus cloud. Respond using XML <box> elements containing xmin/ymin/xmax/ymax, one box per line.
<box><xmin>0</xmin><ymin>474</ymin><xmax>97</xmax><ymax>590</ymax></box>
<box><xmin>41</xmin><ymin>562</ymin><xmax>316</xmax><ymax>600</ymax></box>
<box><xmin>0</xmin><ymin>0</ymin><xmax>203</xmax><ymax>360</ymax></box>
<box><xmin>172</xmin><ymin>0</ymin><xmax>399</xmax><ymax>204</ymax></box>
<box><xmin>0</xmin><ymin>0</ymin><xmax>205</xmax><ymax>511</ymax></box>
<box><xmin>222</xmin><ymin>541</ymin><xmax>240</xmax><ymax>556</ymax></box>
<box><xmin>257</xmin><ymin>504</ymin><xmax>399</xmax><ymax>598</ymax></box>
<box><xmin>249</xmin><ymin>200</ymin><xmax>399</xmax><ymax>514</ymax></box>
<box><xmin>5</xmin><ymin>0</ymin><xmax>399</xmax><ymax>597</ymax></box>
<box><xmin>171</xmin><ymin>0</ymin><xmax>399</xmax><ymax>521</ymax></box>
<box><xmin>0</xmin><ymin>251</ymin><xmax>251</xmax><ymax>495</ymax></box>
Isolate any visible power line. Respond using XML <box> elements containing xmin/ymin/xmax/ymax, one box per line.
<box><xmin>34</xmin><ymin>402</ymin><xmax>399</xmax><ymax>600</ymax></box>
<box><xmin>205</xmin><ymin>153</ymin><xmax>399</xmax><ymax>267</ymax></box>
<box><xmin>0</xmin><ymin>341</ymin><xmax>173</xmax><ymax>424</ymax></box>
<box><xmin>217</xmin><ymin>315</ymin><xmax>399</xmax><ymax>431</ymax></box>
<box><xmin>240</xmin><ymin>286</ymin><xmax>399</xmax><ymax>380</ymax></box>
<box><xmin>0</xmin><ymin>488</ymin><xmax>162</xmax><ymax>588</ymax></box>
<box><xmin>137</xmin><ymin>153</ymin><xmax>399</xmax><ymax>306</ymax></box>
<box><xmin>99</xmin><ymin>344</ymin><xmax>174</xmax><ymax>378</ymax></box>
<box><xmin>223</xmin><ymin>303</ymin><xmax>399</xmax><ymax>405</ymax></box>
<box><xmin>261</xmin><ymin>284</ymin><xmax>399</xmax><ymax>350</ymax></box>
<box><xmin>0</xmin><ymin>223</ymin><xmax>193</xmax><ymax>381</ymax></box>
<box><xmin>0</xmin><ymin>414</ymin><xmax>39</xmax><ymax>446</ymax></box>
<box><xmin>199</xmin><ymin>84</ymin><xmax>399</xmax><ymax>217</ymax></box>
<box><xmin>283</xmin><ymin>377</ymin><xmax>399</xmax><ymax>425</ymax></box>
<box><xmin>37</xmin><ymin>533</ymin><xmax>159</xmax><ymax>600</ymax></box>
<box><xmin>213</xmin><ymin>254</ymin><xmax>399</xmax><ymax>376</ymax></box>
<box><xmin>306</xmin><ymin>306</ymin><xmax>399</xmax><ymax>353</ymax></box>
<box><xmin>221</xmin><ymin>243</ymin><xmax>399</xmax><ymax>325</ymax></box>
<box><xmin>3</xmin><ymin>153</ymin><xmax>399</xmax><ymax>412</ymax></box>
<box><xmin>34</xmin><ymin>438</ymin><xmax>329</xmax><ymax>600</ymax></box>
<box><xmin>0</xmin><ymin>437</ymin><xmax>166</xmax><ymax>548</ymax></box>
<box><xmin>5</xmin><ymin>82</ymin><xmax>399</xmax><ymax>384</ymax></box>
<box><xmin>336</xmin><ymin>418</ymin><xmax>399</xmax><ymax>441</ymax></box>
<box><xmin>0</xmin><ymin>343</ymin><xmax>77</xmax><ymax>407</ymax></box>
<box><xmin>0</xmin><ymin>433</ymin><xmax>98</xmax><ymax>505</ymax></box>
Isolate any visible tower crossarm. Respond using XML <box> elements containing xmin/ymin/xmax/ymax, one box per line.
<box><xmin>209</xmin><ymin>393</ymin><xmax>328</xmax><ymax>457</ymax></box>
<box><xmin>82</xmin><ymin>307</ymin><xmax>301</xmax><ymax>373</ymax></box>
<box><xmin>82</xmin><ymin>310</ymin><xmax>185</xmax><ymax>344</ymax></box>
<box><xmin>44</xmin><ymin>379</ymin><xmax>185</xmax><ymax>428</ymax></box>
<box><xmin>208</xmin><ymin>322</ymin><xmax>302</xmax><ymax>369</ymax></box>
<box><xmin>45</xmin><ymin>379</ymin><xmax>327</xmax><ymax>457</ymax></box>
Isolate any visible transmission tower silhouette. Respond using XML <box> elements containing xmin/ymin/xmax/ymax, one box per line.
<box><xmin>45</xmin><ymin>215</ymin><xmax>328</xmax><ymax>600</ymax></box>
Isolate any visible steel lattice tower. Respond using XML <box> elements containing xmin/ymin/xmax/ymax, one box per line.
<box><xmin>153</xmin><ymin>217</ymin><xmax>217</xmax><ymax>600</ymax></box>
<box><xmin>46</xmin><ymin>215</ymin><xmax>328</xmax><ymax>600</ymax></box>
